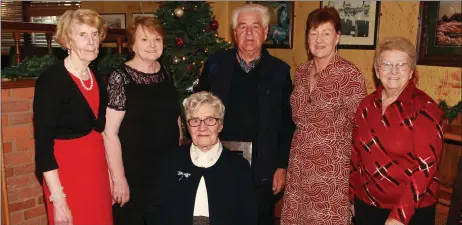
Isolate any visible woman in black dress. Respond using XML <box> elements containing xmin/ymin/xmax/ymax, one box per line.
<box><xmin>103</xmin><ymin>16</ymin><xmax>182</xmax><ymax>225</ymax></box>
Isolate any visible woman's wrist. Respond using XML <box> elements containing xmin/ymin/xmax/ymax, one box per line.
<box><xmin>49</xmin><ymin>186</ymin><xmax>66</xmax><ymax>203</ymax></box>
<box><xmin>111</xmin><ymin>175</ymin><xmax>126</xmax><ymax>182</ymax></box>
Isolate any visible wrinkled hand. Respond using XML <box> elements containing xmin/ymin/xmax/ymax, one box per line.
<box><xmin>272</xmin><ymin>168</ymin><xmax>286</xmax><ymax>194</ymax></box>
<box><xmin>111</xmin><ymin>176</ymin><xmax>130</xmax><ymax>207</ymax></box>
<box><xmin>53</xmin><ymin>198</ymin><xmax>73</xmax><ymax>225</ymax></box>
<box><xmin>385</xmin><ymin>218</ymin><xmax>404</xmax><ymax>225</ymax></box>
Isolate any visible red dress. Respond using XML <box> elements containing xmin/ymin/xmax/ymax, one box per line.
<box><xmin>43</xmin><ymin>71</ymin><xmax>113</xmax><ymax>225</ymax></box>
<box><xmin>281</xmin><ymin>54</ymin><xmax>367</xmax><ymax>225</ymax></box>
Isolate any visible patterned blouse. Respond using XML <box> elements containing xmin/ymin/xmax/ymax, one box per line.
<box><xmin>350</xmin><ymin>81</ymin><xmax>444</xmax><ymax>224</ymax></box>
<box><xmin>107</xmin><ymin>64</ymin><xmax>167</xmax><ymax>111</ymax></box>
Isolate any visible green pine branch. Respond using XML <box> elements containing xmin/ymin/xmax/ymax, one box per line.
<box><xmin>1</xmin><ymin>54</ymin><xmax>58</xmax><ymax>79</ymax></box>
<box><xmin>155</xmin><ymin>1</ymin><xmax>232</xmax><ymax>100</ymax></box>
<box><xmin>439</xmin><ymin>100</ymin><xmax>462</xmax><ymax>123</ymax></box>
<box><xmin>1</xmin><ymin>49</ymin><xmax>126</xmax><ymax>79</ymax></box>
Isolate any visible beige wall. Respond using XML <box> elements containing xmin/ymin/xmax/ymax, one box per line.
<box><xmin>81</xmin><ymin>1</ymin><xmax>159</xmax><ymax>27</ymax></box>
<box><xmin>218</xmin><ymin>2</ymin><xmax>461</xmax><ymax>106</ymax></box>
<box><xmin>83</xmin><ymin>1</ymin><xmax>461</xmax><ymax>106</ymax></box>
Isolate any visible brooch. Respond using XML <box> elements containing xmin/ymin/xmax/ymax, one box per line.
<box><xmin>177</xmin><ymin>171</ymin><xmax>191</xmax><ymax>180</ymax></box>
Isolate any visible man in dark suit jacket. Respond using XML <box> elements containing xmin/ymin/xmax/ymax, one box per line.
<box><xmin>195</xmin><ymin>4</ymin><xmax>295</xmax><ymax>225</ymax></box>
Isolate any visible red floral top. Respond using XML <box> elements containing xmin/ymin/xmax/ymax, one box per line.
<box><xmin>349</xmin><ymin>81</ymin><xmax>444</xmax><ymax>224</ymax></box>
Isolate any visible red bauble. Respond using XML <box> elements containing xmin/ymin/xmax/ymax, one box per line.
<box><xmin>186</xmin><ymin>64</ymin><xmax>192</xmax><ymax>72</ymax></box>
<box><xmin>176</xmin><ymin>37</ymin><xmax>184</xmax><ymax>47</ymax></box>
<box><xmin>210</xmin><ymin>20</ymin><xmax>219</xmax><ymax>31</ymax></box>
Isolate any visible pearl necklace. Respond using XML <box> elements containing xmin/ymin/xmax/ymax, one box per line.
<box><xmin>68</xmin><ymin>58</ymin><xmax>93</xmax><ymax>91</ymax></box>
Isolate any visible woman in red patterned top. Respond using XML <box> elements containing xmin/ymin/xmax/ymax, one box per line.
<box><xmin>350</xmin><ymin>37</ymin><xmax>444</xmax><ymax>225</ymax></box>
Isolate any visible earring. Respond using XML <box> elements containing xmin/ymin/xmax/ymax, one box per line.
<box><xmin>68</xmin><ymin>49</ymin><xmax>71</xmax><ymax>55</ymax></box>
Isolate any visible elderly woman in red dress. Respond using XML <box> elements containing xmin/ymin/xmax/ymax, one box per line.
<box><xmin>281</xmin><ymin>7</ymin><xmax>367</xmax><ymax>225</ymax></box>
<box><xmin>34</xmin><ymin>9</ymin><xmax>112</xmax><ymax>225</ymax></box>
<box><xmin>349</xmin><ymin>37</ymin><xmax>444</xmax><ymax>225</ymax></box>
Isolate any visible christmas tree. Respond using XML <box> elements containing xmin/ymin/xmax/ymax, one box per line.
<box><xmin>155</xmin><ymin>1</ymin><xmax>232</xmax><ymax>102</ymax></box>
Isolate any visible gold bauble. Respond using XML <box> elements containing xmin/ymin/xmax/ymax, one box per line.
<box><xmin>174</xmin><ymin>8</ymin><xmax>184</xmax><ymax>17</ymax></box>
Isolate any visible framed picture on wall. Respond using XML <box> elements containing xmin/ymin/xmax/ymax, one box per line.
<box><xmin>417</xmin><ymin>2</ymin><xmax>462</xmax><ymax>68</ymax></box>
<box><xmin>247</xmin><ymin>1</ymin><xmax>294</xmax><ymax>49</ymax></box>
<box><xmin>101</xmin><ymin>13</ymin><xmax>126</xmax><ymax>29</ymax></box>
<box><xmin>320</xmin><ymin>1</ymin><xmax>380</xmax><ymax>49</ymax></box>
<box><xmin>132</xmin><ymin>13</ymin><xmax>155</xmax><ymax>20</ymax></box>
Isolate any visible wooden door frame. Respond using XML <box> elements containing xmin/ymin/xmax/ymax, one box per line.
<box><xmin>1</xmin><ymin>145</ymin><xmax>10</xmax><ymax>225</ymax></box>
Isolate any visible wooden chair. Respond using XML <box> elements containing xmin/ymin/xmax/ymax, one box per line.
<box><xmin>446</xmin><ymin>156</ymin><xmax>462</xmax><ymax>225</ymax></box>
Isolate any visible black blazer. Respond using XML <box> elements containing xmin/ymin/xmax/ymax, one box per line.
<box><xmin>195</xmin><ymin>48</ymin><xmax>295</xmax><ymax>185</ymax></box>
<box><xmin>145</xmin><ymin>144</ymin><xmax>257</xmax><ymax>225</ymax></box>
<box><xmin>33</xmin><ymin>61</ymin><xmax>107</xmax><ymax>174</ymax></box>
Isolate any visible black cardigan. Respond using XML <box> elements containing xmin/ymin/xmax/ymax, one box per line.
<box><xmin>145</xmin><ymin>144</ymin><xmax>258</xmax><ymax>225</ymax></box>
<box><xmin>33</xmin><ymin>61</ymin><xmax>107</xmax><ymax>173</ymax></box>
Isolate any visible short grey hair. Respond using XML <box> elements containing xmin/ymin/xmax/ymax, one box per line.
<box><xmin>183</xmin><ymin>91</ymin><xmax>225</xmax><ymax>121</ymax></box>
<box><xmin>373</xmin><ymin>36</ymin><xmax>417</xmax><ymax>71</ymax></box>
<box><xmin>231</xmin><ymin>4</ymin><xmax>270</xmax><ymax>30</ymax></box>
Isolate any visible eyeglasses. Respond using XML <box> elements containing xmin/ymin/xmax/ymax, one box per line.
<box><xmin>378</xmin><ymin>62</ymin><xmax>410</xmax><ymax>71</ymax></box>
<box><xmin>187</xmin><ymin>117</ymin><xmax>220</xmax><ymax>127</ymax></box>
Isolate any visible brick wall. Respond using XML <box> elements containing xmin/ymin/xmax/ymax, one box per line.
<box><xmin>2</xmin><ymin>87</ymin><xmax>48</xmax><ymax>225</ymax></box>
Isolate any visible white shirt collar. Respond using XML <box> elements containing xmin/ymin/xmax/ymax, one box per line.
<box><xmin>190</xmin><ymin>141</ymin><xmax>222</xmax><ymax>168</ymax></box>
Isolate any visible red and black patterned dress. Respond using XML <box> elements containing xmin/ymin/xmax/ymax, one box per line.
<box><xmin>350</xmin><ymin>81</ymin><xmax>444</xmax><ymax>224</ymax></box>
<box><xmin>281</xmin><ymin>54</ymin><xmax>367</xmax><ymax>225</ymax></box>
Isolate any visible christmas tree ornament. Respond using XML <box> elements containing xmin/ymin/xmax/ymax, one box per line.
<box><xmin>176</xmin><ymin>37</ymin><xmax>184</xmax><ymax>47</ymax></box>
<box><xmin>172</xmin><ymin>56</ymin><xmax>180</xmax><ymax>64</ymax></box>
<box><xmin>174</xmin><ymin>7</ymin><xmax>184</xmax><ymax>17</ymax></box>
<box><xmin>210</xmin><ymin>20</ymin><xmax>219</xmax><ymax>30</ymax></box>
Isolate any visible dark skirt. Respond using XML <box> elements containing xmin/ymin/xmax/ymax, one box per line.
<box><xmin>354</xmin><ymin>198</ymin><xmax>436</xmax><ymax>225</ymax></box>
<box><xmin>193</xmin><ymin>216</ymin><xmax>210</xmax><ymax>225</ymax></box>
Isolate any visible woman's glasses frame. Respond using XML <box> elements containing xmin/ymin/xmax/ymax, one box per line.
<box><xmin>378</xmin><ymin>62</ymin><xmax>411</xmax><ymax>72</ymax></box>
<box><xmin>187</xmin><ymin>117</ymin><xmax>220</xmax><ymax>127</ymax></box>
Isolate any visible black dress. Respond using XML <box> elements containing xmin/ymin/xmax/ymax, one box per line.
<box><xmin>107</xmin><ymin>64</ymin><xmax>180</xmax><ymax>225</ymax></box>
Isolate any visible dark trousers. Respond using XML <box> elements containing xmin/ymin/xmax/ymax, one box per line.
<box><xmin>354</xmin><ymin>198</ymin><xmax>436</xmax><ymax>225</ymax></box>
<box><xmin>255</xmin><ymin>185</ymin><xmax>280</xmax><ymax>225</ymax></box>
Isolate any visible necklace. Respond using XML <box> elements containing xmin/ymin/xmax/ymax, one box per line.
<box><xmin>313</xmin><ymin>64</ymin><xmax>322</xmax><ymax>78</ymax></box>
<box><xmin>68</xmin><ymin>58</ymin><xmax>93</xmax><ymax>91</ymax></box>
<box><xmin>309</xmin><ymin>66</ymin><xmax>321</xmax><ymax>104</ymax></box>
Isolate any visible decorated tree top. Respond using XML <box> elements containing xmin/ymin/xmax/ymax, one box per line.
<box><xmin>155</xmin><ymin>1</ymin><xmax>232</xmax><ymax>100</ymax></box>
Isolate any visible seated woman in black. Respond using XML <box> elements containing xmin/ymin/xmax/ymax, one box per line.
<box><xmin>145</xmin><ymin>91</ymin><xmax>257</xmax><ymax>225</ymax></box>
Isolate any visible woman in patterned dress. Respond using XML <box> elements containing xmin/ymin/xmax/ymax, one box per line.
<box><xmin>280</xmin><ymin>7</ymin><xmax>367</xmax><ymax>225</ymax></box>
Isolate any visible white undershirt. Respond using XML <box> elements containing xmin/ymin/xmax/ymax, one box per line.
<box><xmin>190</xmin><ymin>141</ymin><xmax>222</xmax><ymax>217</ymax></box>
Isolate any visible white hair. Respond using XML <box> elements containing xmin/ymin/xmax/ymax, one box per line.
<box><xmin>231</xmin><ymin>4</ymin><xmax>270</xmax><ymax>30</ymax></box>
<box><xmin>182</xmin><ymin>91</ymin><xmax>225</xmax><ymax>121</ymax></box>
